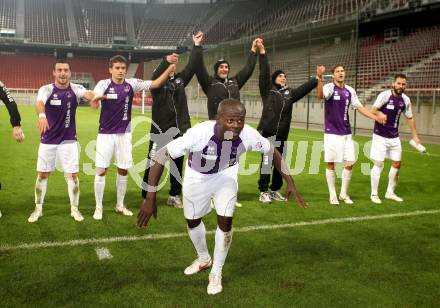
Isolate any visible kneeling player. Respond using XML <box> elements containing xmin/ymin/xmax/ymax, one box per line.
<box><xmin>370</xmin><ymin>74</ymin><xmax>422</xmax><ymax>204</ymax></box>
<box><xmin>138</xmin><ymin>99</ymin><xmax>307</xmax><ymax>295</ymax></box>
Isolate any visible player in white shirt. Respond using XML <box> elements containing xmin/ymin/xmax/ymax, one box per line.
<box><xmin>317</xmin><ymin>64</ymin><xmax>386</xmax><ymax>205</ymax></box>
<box><xmin>91</xmin><ymin>55</ymin><xmax>175</xmax><ymax>220</ymax></box>
<box><xmin>29</xmin><ymin>60</ymin><xmax>97</xmax><ymax>222</ymax></box>
<box><xmin>137</xmin><ymin>99</ymin><xmax>307</xmax><ymax>295</ymax></box>
<box><xmin>369</xmin><ymin>74</ymin><xmax>422</xmax><ymax>204</ymax></box>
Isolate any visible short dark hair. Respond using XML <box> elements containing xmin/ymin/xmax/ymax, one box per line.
<box><xmin>53</xmin><ymin>59</ymin><xmax>71</xmax><ymax>70</ymax></box>
<box><xmin>109</xmin><ymin>55</ymin><xmax>128</xmax><ymax>68</ymax></box>
<box><xmin>394</xmin><ymin>73</ymin><xmax>407</xmax><ymax>81</ymax></box>
<box><xmin>331</xmin><ymin>64</ymin><xmax>344</xmax><ymax>74</ymax></box>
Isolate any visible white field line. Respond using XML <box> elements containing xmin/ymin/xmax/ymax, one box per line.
<box><xmin>95</xmin><ymin>247</ymin><xmax>113</xmax><ymax>260</ymax></box>
<box><xmin>1</xmin><ymin>209</ymin><xmax>439</xmax><ymax>253</ymax></box>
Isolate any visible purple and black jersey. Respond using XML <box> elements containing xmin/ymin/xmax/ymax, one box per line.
<box><xmin>323</xmin><ymin>83</ymin><xmax>363</xmax><ymax>135</ymax></box>
<box><xmin>373</xmin><ymin>90</ymin><xmax>413</xmax><ymax>138</ymax></box>
<box><xmin>94</xmin><ymin>78</ymin><xmax>152</xmax><ymax>134</ymax></box>
<box><xmin>37</xmin><ymin>83</ymin><xmax>86</xmax><ymax>144</ymax></box>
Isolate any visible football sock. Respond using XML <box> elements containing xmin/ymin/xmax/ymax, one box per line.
<box><xmin>371</xmin><ymin>164</ymin><xmax>383</xmax><ymax>196</ymax></box>
<box><xmin>94</xmin><ymin>174</ymin><xmax>105</xmax><ymax>208</ymax></box>
<box><xmin>116</xmin><ymin>174</ymin><xmax>128</xmax><ymax>208</ymax></box>
<box><xmin>340</xmin><ymin>168</ymin><xmax>352</xmax><ymax>197</ymax></box>
<box><xmin>211</xmin><ymin>226</ymin><xmax>233</xmax><ymax>275</ymax></box>
<box><xmin>66</xmin><ymin>175</ymin><xmax>80</xmax><ymax>208</ymax></box>
<box><xmin>387</xmin><ymin>166</ymin><xmax>399</xmax><ymax>194</ymax></box>
<box><xmin>187</xmin><ymin>222</ymin><xmax>210</xmax><ymax>262</ymax></box>
<box><xmin>325</xmin><ymin>168</ymin><xmax>337</xmax><ymax>199</ymax></box>
<box><xmin>35</xmin><ymin>176</ymin><xmax>48</xmax><ymax>211</ymax></box>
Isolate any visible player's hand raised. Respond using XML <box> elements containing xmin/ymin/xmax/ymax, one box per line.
<box><xmin>137</xmin><ymin>196</ymin><xmax>158</xmax><ymax>227</ymax></box>
<box><xmin>193</xmin><ymin>31</ymin><xmax>204</xmax><ymax>46</ymax></box>
<box><xmin>38</xmin><ymin>115</ymin><xmax>49</xmax><ymax>134</ymax></box>
<box><xmin>316</xmin><ymin>65</ymin><xmax>325</xmax><ymax>80</ymax></box>
<box><xmin>166</xmin><ymin>53</ymin><xmax>179</xmax><ymax>64</ymax></box>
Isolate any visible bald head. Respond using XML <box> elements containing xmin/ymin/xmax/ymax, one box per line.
<box><xmin>217</xmin><ymin>99</ymin><xmax>246</xmax><ymax>117</ymax></box>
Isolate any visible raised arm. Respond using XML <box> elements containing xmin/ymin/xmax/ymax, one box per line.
<box><xmin>258</xmin><ymin>41</ymin><xmax>271</xmax><ymax>98</ymax></box>
<box><xmin>315</xmin><ymin>65</ymin><xmax>325</xmax><ymax>99</ymax></box>
<box><xmin>235</xmin><ymin>38</ymin><xmax>259</xmax><ymax>89</ymax></box>
<box><xmin>194</xmin><ymin>32</ymin><xmax>210</xmax><ymax>94</ymax></box>
<box><xmin>137</xmin><ymin>146</ymin><xmax>170</xmax><ymax>227</ymax></box>
<box><xmin>150</xmin><ymin>64</ymin><xmax>176</xmax><ymax>89</ymax></box>
<box><xmin>151</xmin><ymin>55</ymin><xmax>175</xmax><ymax>80</ymax></box>
<box><xmin>271</xmin><ymin>147</ymin><xmax>308</xmax><ymax>208</ymax></box>
<box><xmin>179</xmin><ymin>32</ymin><xmax>204</xmax><ymax>85</ymax></box>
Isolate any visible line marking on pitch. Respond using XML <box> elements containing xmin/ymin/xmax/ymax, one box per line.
<box><xmin>1</xmin><ymin>209</ymin><xmax>439</xmax><ymax>252</ymax></box>
<box><xmin>95</xmin><ymin>247</ymin><xmax>113</xmax><ymax>260</ymax></box>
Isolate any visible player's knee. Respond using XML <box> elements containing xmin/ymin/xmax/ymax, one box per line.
<box><xmin>217</xmin><ymin>215</ymin><xmax>232</xmax><ymax>232</ymax></box>
<box><xmin>392</xmin><ymin>161</ymin><xmax>401</xmax><ymax>169</ymax></box>
<box><xmin>344</xmin><ymin>162</ymin><xmax>354</xmax><ymax>170</ymax></box>
<box><xmin>186</xmin><ymin>218</ymin><xmax>202</xmax><ymax>229</ymax></box>
<box><xmin>374</xmin><ymin>161</ymin><xmax>384</xmax><ymax>168</ymax></box>
<box><xmin>38</xmin><ymin>172</ymin><xmax>50</xmax><ymax>180</ymax></box>
<box><xmin>96</xmin><ymin>168</ymin><xmax>107</xmax><ymax>176</ymax></box>
<box><xmin>117</xmin><ymin>168</ymin><xmax>128</xmax><ymax>176</ymax></box>
<box><xmin>326</xmin><ymin>162</ymin><xmax>335</xmax><ymax>170</ymax></box>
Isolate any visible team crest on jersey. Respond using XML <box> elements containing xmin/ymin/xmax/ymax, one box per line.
<box><xmin>124</xmin><ymin>85</ymin><xmax>130</xmax><ymax>93</ymax></box>
<box><xmin>284</xmin><ymin>90</ymin><xmax>289</xmax><ymax>96</ymax></box>
<box><xmin>175</xmin><ymin>78</ymin><xmax>182</xmax><ymax>85</ymax></box>
<box><xmin>255</xmin><ymin>141</ymin><xmax>263</xmax><ymax>150</ymax></box>
<box><xmin>67</xmin><ymin>92</ymin><xmax>72</xmax><ymax>99</ymax></box>
<box><xmin>53</xmin><ymin>94</ymin><xmax>58</xmax><ymax>98</ymax></box>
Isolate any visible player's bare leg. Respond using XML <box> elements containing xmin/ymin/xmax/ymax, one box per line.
<box><xmin>326</xmin><ymin>162</ymin><xmax>339</xmax><ymax>205</ymax></box>
<box><xmin>184</xmin><ymin>218</ymin><xmax>211</xmax><ymax>275</ymax></box>
<box><xmin>115</xmin><ymin>168</ymin><xmax>132</xmax><ymax>216</ymax></box>
<box><xmin>385</xmin><ymin>161</ymin><xmax>403</xmax><ymax>202</ymax></box>
<box><xmin>66</xmin><ymin>173</ymin><xmax>83</xmax><ymax>221</ymax></box>
<box><xmin>93</xmin><ymin>168</ymin><xmax>107</xmax><ymax>220</ymax></box>
<box><xmin>339</xmin><ymin>162</ymin><xmax>354</xmax><ymax>204</ymax></box>
<box><xmin>29</xmin><ymin>172</ymin><xmax>49</xmax><ymax>222</ymax></box>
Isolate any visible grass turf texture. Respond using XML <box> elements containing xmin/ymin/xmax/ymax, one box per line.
<box><xmin>1</xmin><ymin>106</ymin><xmax>439</xmax><ymax>306</ymax></box>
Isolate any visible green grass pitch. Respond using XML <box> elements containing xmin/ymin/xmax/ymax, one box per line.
<box><xmin>1</xmin><ymin>106</ymin><xmax>439</xmax><ymax>307</ymax></box>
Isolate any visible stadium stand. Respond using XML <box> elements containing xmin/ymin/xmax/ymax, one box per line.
<box><xmin>24</xmin><ymin>0</ymin><xmax>70</xmax><ymax>44</ymax></box>
<box><xmin>0</xmin><ymin>0</ymin><xmax>15</xmax><ymax>29</ymax></box>
<box><xmin>73</xmin><ymin>0</ymin><xmax>127</xmax><ymax>45</ymax></box>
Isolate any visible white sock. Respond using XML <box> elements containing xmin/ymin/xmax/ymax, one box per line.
<box><xmin>187</xmin><ymin>222</ymin><xmax>210</xmax><ymax>262</ymax></box>
<box><xmin>340</xmin><ymin>168</ymin><xmax>352</xmax><ymax>197</ymax></box>
<box><xmin>35</xmin><ymin>177</ymin><xmax>48</xmax><ymax>211</ymax></box>
<box><xmin>116</xmin><ymin>174</ymin><xmax>128</xmax><ymax>208</ymax></box>
<box><xmin>387</xmin><ymin>166</ymin><xmax>399</xmax><ymax>194</ymax></box>
<box><xmin>94</xmin><ymin>175</ymin><xmax>105</xmax><ymax>209</ymax></box>
<box><xmin>371</xmin><ymin>164</ymin><xmax>383</xmax><ymax>196</ymax></box>
<box><xmin>211</xmin><ymin>226</ymin><xmax>233</xmax><ymax>275</ymax></box>
<box><xmin>66</xmin><ymin>176</ymin><xmax>80</xmax><ymax>209</ymax></box>
<box><xmin>325</xmin><ymin>169</ymin><xmax>337</xmax><ymax>199</ymax></box>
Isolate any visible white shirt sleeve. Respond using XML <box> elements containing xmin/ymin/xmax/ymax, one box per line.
<box><xmin>372</xmin><ymin>91</ymin><xmax>390</xmax><ymax>110</ymax></box>
<box><xmin>93</xmin><ymin>80</ymin><xmax>110</xmax><ymax>96</ymax></box>
<box><xmin>347</xmin><ymin>85</ymin><xmax>363</xmax><ymax>109</ymax></box>
<box><xmin>323</xmin><ymin>83</ymin><xmax>334</xmax><ymax>100</ymax></box>
<box><xmin>402</xmin><ymin>94</ymin><xmax>413</xmax><ymax>118</ymax></box>
<box><xmin>71</xmin><ymin>83</ymin><xmax>87</xmax><ymax>99</ymax></box>
<box><xmin>127</xmin><ymin>78</ymin><xmax>152</xmax><ymax>92</ymax></box>
<box><xmin>36</xmin><ymin>84</ymin><xmax>53</xmax><ymax>104</ymax></box>
<box><xmin>166</xmin><ymin>123</ymin><xmax>206</xmax><ymax>159</ymax></box>
<box><xmin>241</xmin><ymin>125</ymin><xmax>271</xmax><ymax>154</ymax></box>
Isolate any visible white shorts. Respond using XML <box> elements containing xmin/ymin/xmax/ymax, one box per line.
<box><xmin>324</xmin><ymin>133</ymin><xmax>356</xmax><ymax>163</ymax></box>
<box><xmin>95</xmin><ymin>133</ymin><xmax>133</xmax><ymax>169</ymax></box>
<box><xmin>370</xmin><ymin>134</ymin><xmax>402</xmax><ymax>162</ymax></box>
<box><xmin>37</xmin><ymin>141</ymin><xmax>79</xmax><ymax>173</ymax></box>
<box><xmin>182</xmin><ymin>164</ymin><xmax>238</xmax><ymax>220</ymax></box>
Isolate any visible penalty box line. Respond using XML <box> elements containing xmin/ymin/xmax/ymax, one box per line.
<box><xmin>1</xmin><ymin>209</ymin><xmax>439</xmax><ymax>252</ymax></box>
